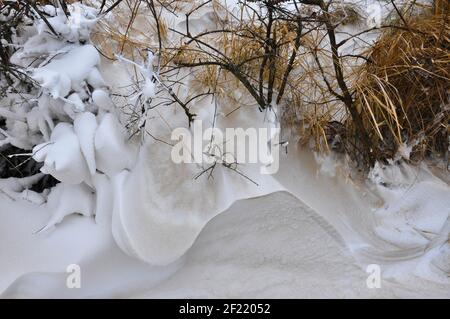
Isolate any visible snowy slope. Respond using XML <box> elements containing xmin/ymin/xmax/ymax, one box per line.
<box><xmin>1</xmin><ymin>190</ymin><xmax>449</xmax><ymax>298</ymax></box>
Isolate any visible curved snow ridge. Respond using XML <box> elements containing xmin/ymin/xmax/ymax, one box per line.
<box><xmin>136</xmin><ymin>192</ymin><xmax>385</xmax><ymax>298</ymax></box>
<box><xmin>134</xmin><ymin>191</ymin><xmax>450</xmax><ymax>298</ymax></box>
<box><xmin>110</xmin><ymin>141</ymin><xmax>450</xmax><ymax>289</ymax></box>
<box><xmin>100</xmin><ymin>83</ymin><xmax>450</xmax><ymax>286</ymax></box>
<box><xmin>106</xmin><ymin>89</ymin><xmax>285</xmax><ymax>265</ymax></box>
<box><xmin>111</xmin><ymin>143</ymin><xmax>284</xmax><ymax>265</ymax></box>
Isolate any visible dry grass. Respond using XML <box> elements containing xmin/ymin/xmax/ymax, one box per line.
<box><xmin>91</xmin><ymin>0</ymin><xmax>191</xmax><ymax>62</ymax></box>
<box><xmin>352</xmin><ymin>9</ymin><xmax>450</xmax><ymax>162</ymax></box>
<box><xmin>91</xmin><ymin>0</ymin><xmax>158</xmax><ymax>61</ymax></box>
<box><xmin>176</xmin><ymin>11</ymin><xmax>301</xmax><ymax>90</ymax></box>
<box><xmin>188</xmin><ymin>26</ymin><xmax>297</xmax><ymax>93</ymax></box>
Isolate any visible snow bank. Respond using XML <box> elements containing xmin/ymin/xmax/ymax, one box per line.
<box><xmin>2</xmin><ymin>191</ymin><xmax>449</xmax><ymax>298</ymax></box>
<box><xmin>370</xmin><ymin>162</ymin><xmax>450</xmax><ymax>249</ymax></box>
<box><xmin>111</xmin><ymin>102</ymin><xmax>284</xmax><ymax>265</ymax></box>
<box><xmin>136</xmin><ymin>192</ymin><xmax>449</xmax><ymax>298</ymax></box>
<box><xmin>1</xmin><ymin>1</ymin><xmax>449</xmax><ymax>298</ymax></box>
<box><xmin>0</xmin><ymin>195</ymin><xmax>181</xmax><ymax>298</ymax></box>
<box><xmin>366</xmin><ymin>161</ymin><xmax>450</xmax><ymax>285</ymax></box>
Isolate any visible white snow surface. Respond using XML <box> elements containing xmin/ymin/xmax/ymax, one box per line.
<box><xmin>1</xmin><ymin>173</ymin><xmax>449</xmax><ymax>298</ymax></box>
<box><xmin>1</xmin><ymin>1</ymin><xmax>449</xmax><ymax>298</ymax></box>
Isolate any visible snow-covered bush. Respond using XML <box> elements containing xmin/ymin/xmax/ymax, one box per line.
<box><xmin>0</xmin><ymin>2</ymin><xmax>138</xmax><ymax>228</ymax></box>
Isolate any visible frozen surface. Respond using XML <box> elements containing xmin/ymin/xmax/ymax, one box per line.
<box><xmin>1</xmin><ymin>0</ymin><xmax>449</xmax><ymax>298</ymax></box>
<box><xmin>1</xmin><ymin>191</ymin><xmax>449</xmax><ymax>298</ymax></box>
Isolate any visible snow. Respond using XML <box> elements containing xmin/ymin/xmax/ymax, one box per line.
<box><xmin>1</xmin><ymin>190</ymin><xmax>449</xmax><ymax>298</ymax></box>
<box><xmin>92</xmin><ymin>89</ymin><xmax>113</xmax><ymax>112</ymax></box>
<box><xmin>74</xmin><ymin>112</ymin><xmax>98</xmax><ymax>176</ymax></box>
<box><xmin>39</xmin><ymin>183</ymin><xmax>95</xmax><ymax>233</ymax></box>
<box><xmin>0</xmin><ymin>175</ymin><xmax>45</xmax><ymax>204</ymax></box>
<box><xmin>135</xmin><ymin>191</ymin><xmax>449</xmax><ymax>298</ymax></box>
<box><xmin>7</xmin><ymin>125</ymin><xmax>449</xmax><ymax>297</ymax></box>
<box><xmin>39</xmin><ymin>4</ymin><xmax>98</xmax><ymax>43</ymax></box>
<box><xmin>366</xmin><ymin>161</ymin><xmax>450</xmax><ymax>284</ymax></box>
<box><xmin>373</xmin><ymin>179</ymin><xmax>449</xmax><ymax>248</ymax></box>
<box><xmin>32</xmin><ymin>45</ymin><xmax>100</xmax><ymax>99</ymax></box>
<box><xmin>0</xmin><ymin>194</ymin><xmax>180</xmax><ymax>298</ymax></box>
<box><xmin>94</xmin><ymin>113</ymin><xmax>137</xmax><ymax>177</ymax></box>
<box><xmin>137</xmin><ymin>192</ymin><xmax>380</xmax><ymax>298</ymax></box>
<box><xmin>1</xmin><ymin>0</ymin><xmax>449</xmax><ymax>298</ymax></box>
<box><xmin>33</xmin><ymin>122</ymin><xmax>90</xmax><ymax>185</ymax></box>
<box><xmin>91</xmin><ymin>173</ymin><xmax>113</xmax><ymax>226</ymax></box>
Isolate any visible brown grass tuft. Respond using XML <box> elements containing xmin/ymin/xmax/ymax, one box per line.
<box><xmin>352</xmin><ymin>9</ymin><xmax>450</xmax><ymax>163</ymax></box>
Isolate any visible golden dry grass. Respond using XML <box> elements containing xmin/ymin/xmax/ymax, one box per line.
<box><xmin>353</xmin><ymin>9</ymin><xmax>450</xmax><ymax>162</ymax></box>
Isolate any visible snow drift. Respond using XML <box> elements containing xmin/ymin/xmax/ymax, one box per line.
<box><xmin>0</xmin><ymin>1</ymin><xmax>449</xmax><ymax>298</ymax></box>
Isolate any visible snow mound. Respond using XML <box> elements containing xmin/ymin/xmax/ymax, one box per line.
<box><xmin>111</xmin><ymin>103</ymin><xmax>283</xmax><ymax>265</ymax></box>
